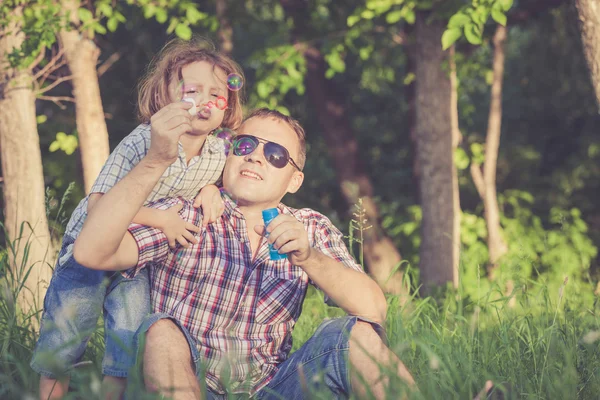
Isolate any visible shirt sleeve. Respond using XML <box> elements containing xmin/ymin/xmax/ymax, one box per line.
<box><xmin>312</xmin><ymin>215</ymin><xmax>365</xmax><ymax>305</ymax></box>
<box><xmin>121</xmin><ymin>197</ymin><xmax>203</xmax><ymax>278</ymax></box>
<box><xmin>314</xmin><ymin>216</ymin><xmax>365</xmax><ymax>273</ymax></box>
<box><xmin>90</xmin><ymin>125</ymin><xmax>149</xmax><ymax>195</ymax></box>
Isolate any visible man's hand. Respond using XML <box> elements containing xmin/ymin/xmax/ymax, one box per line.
<box><xmin>156</xmin><ymin>203</ymin><xmax>200</xmax><ymax>248</ymax></box>
<box><xmin>254</xmin><ymin>214</ymin><xmax>312</xmax><ymax>265</ymax></box>
<box><xmin>193</xmin><ymin>185</ymin><xmax>225</xmax><ymax>227</ymax></box>
<box><xmin>147</xmin><ymin>101</ymin><xmax>193</xmax><ymax>165</ymax></box>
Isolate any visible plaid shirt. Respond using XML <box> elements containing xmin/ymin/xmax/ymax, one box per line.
<box><xmin>125</xmin><ymin>195</ymin><xmax>364</xmax><ymax>395</ymax></box>
<box><xmin>64</xmin><ymin>124</ymin><xmax>226</xmax><ymax>241</ymax></box>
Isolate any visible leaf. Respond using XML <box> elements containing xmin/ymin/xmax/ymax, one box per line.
<box><xmin>448</xmin><ymin>12</ymin><xmax>470</xmax><ymax>28</ymax></box>
<box><xmin>77</xmin><ymin>8</ymin><xmax>93</xmax><ymax>23</ymax></box>
<box><xmin>464</xmin><ymin>23</ymin><xmax>482</xmax><ymax>45</ymax></box>
<box><xmin>404</xmin><ymin>8</ymin><xmax>415</xmax><ymax>24</ymax></box>
<box><xmin>386</xmin><ymin>9</ymin><xmax>404</xmax><ymax>24</ymax></box>
<box><xmin>491</xmin><ymin>9</ymin><xmax>507</xmax><ymax>26</ymax></box>
<box><xmin>36</xmin><ymin>115</ymin><xmax>47</xmax><ymax>124</ymax></box>
<box><xmin>186</xmin><ymin>7</ymin><xmax>206</xmax><ymax>24</ymax></box>
<box><xmin>347</xmin><ymin>14</ymin><xmax>361</xmax><ymax>27</ymax></box>
<box><xmin>98</xmin><ymin>3</ymin><xmax>113</xmax><ymax>17</ymax></box>
<box><xmin>175</xmin><ymin>23</ymin><xmax>192</xmax><ymax>40</ymax></box>
<box><xmin>49</xmin><ymin>142</ymin><xmax>60</xmax><ymax>152</ymax></box>
<box><xmin>455</xmin><ymin>147</ymin><xmax>470</xmax><ymax>170</ymax></box>
<box><xmin>499</xmin><ymin>0</ymin><xmax>514</xmax><ymax>12</ymax></box>
<box><xmin>257</xmin><ymin>81</ymin><xmax>271</xmax><ymax>99</ymax></box>
<box><xmin>107</xmin><ymin>17</ymin><xmax>118</xmax><ymax>32</ymax></box>
<box><xmin>94</xmin><ymin>23</ymin><xmax>107</xmax><ymax>35</ymax></box>
<box><xmin>441</xmin><ymin>28</ymin><xmax>461</xmax><ymax>50</ymax></box>
<box><xmin>155</xmin><ymin>9</ymin><xmax>168</xmax><ymax>24</ymax></box>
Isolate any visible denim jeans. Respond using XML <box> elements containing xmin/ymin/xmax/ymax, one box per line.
<box><xmin>136</xmin><ymin>313</ymin><xmax>384</xmax><ymax>399</ymax></box>
<box><xmin>30</xmin><ymin>235</ymin><xmax>151</xmax><ymax>378</ymax></box>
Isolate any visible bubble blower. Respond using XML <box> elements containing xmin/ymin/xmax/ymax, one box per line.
<box><xmin>262</xmin><ymin>208</ymin><xmax>287</xmax><ymax>260</ymax></box>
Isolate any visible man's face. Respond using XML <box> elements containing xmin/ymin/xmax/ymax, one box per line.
<box><xmin>222</xmin><ymin>117</ymin><xmax>304</xmax><ymax>208</ymax></box>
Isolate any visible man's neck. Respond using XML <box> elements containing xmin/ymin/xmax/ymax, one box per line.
<box><xmin>179</xmin><ymin>132</ymin><xmax>208</xmax><ymax>164</ymax></box>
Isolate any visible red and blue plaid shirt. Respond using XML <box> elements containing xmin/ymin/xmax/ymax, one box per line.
<box><xmin>125</xmin><ymin>194</ymin><xmax>364</xmax><ymax>395</ymax></box>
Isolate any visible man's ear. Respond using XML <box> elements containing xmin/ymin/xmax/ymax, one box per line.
<box><xmin>286</xmin><ymin>170</ymin><xmax>304</xmax><ymax>194</ymax></box>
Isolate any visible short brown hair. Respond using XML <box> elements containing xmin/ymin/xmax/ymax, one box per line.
<box><xmin>137</xmin><ymin>37</ymin><xmax>244</xmax><ymax>130</ymax></box>
<box><xmin>244</xmin><ymin>108</ymin><xmax>307</xmax><ymax>170</ymax></box>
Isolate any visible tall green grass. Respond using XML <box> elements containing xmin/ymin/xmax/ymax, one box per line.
<box><xmin>1</xmin><ymin>239</ymin><xmax>599</xmax><ymax>398</ymax></box>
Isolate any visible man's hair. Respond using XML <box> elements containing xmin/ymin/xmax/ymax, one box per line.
<box><xmin>243</xmin><ymin>108</ymin><xmax>307</xmax><ymax>170</ymax></box>
<box><xmin>137</xmin><ymin>37</ymin><xmax>244</xmax><ymax>130</ymax></box>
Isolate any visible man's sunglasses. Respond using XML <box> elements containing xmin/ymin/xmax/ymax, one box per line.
<box><xmin>232</xmin><ymin>134</ymin><xmax>301</xmax><ymax>170</ymax></box>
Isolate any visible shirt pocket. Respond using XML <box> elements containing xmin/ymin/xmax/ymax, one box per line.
<box><xmin>254</xmin><ymin>265</ymin><xmax>306</xmax><ymax>326</ymax></box>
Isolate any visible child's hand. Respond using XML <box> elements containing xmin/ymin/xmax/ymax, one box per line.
<box><xmin>193</xmin><ymin>185</ymin><xmax>225</xmax><ymax>227</ymax></box>
<box><xmin>157</xmin><ymin>203</ymin><xmax>200</xmax><ymax>248</ymax></box>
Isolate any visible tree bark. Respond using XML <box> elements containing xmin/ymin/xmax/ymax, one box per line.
<box><xmin>414</xmin><ymin>12</ymin><xmax>460</xmax><ymax>291</ymax></box>
<box><xmin>281</xmin><ymin>0</ymin><xmax>405</xmax><ymax>294</ymax></box>
<box><xmin>0</xmin><ymin>7</ymin><xmax>55</xmax><ymax>318</ymax></box>
<box><xmin>60</xmin><ymin>0</ymin><xmax>110</xmax><ymax>194</ymax></box>
<box><xmin>469</xmin><ymin>25</ymin><xmax>508</xmax><ymax>270</ymax></box>
<box><xmin>575</xmin><ymin>0</ymin><xmax>600</xmax><ymax>106</ymax></box>
<box><xmin>216</xmin><ymin>0</ymin><xmax>233</xmax><ymax>56</ymax></box>
<box><xmin>483</xmin><ymin>25</ymin><xmax>508</xmax><ymax>267</ymax></box>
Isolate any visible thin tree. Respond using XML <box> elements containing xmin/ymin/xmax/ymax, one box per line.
<box><xmin>414</xmin><ymin>11</ymin><xmax>461</xmax><ymax>292</ymax></box>
<box><xmin>216</xmin><ymin>0</ymin><xmax>233</xmax><ymax>56</ymax></box>
<box><xmin>59</xmin><ymin>0</ymin><xmax>110</xmax><ymax>194</ymax></box>
<box><xmin>470</xmin><ymin>24</ymin><xmax>509</xmax><ymax>270</ymax></box>
<box><xmin>0</xmin><ymin>6</ymin><xmax>55</xmax><ymax>317</ymax></box>
<box><xmin>575</xmin><ymin>0</ymin><xmax>600</xmax><ymax>105</ymax></box>
<box><xmin>281</xmin><ymin>0</ymin><xmax>405</xmax><ymax>294</ymax></box>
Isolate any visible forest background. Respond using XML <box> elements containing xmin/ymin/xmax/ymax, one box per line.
<box><xmin>1</xmin><ymin>0</ymin><xmax>600</xmax><ymax>398</ymax></box>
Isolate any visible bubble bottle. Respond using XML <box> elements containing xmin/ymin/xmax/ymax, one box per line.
<box><xmin>262</xmin><ymin>208</ymin><xmax>287</xmax><ymax>260</ymax></box>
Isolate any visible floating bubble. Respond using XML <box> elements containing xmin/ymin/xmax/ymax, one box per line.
<box><xmin>215</xmin><ymin>96</ymin><xmax>228</xmax><ymax>110</ymax></box>
<box><xmin>226</xmin><ymin>73</ymin><xmax>243</xmax><ymax>91</ymax></box>
<box><xmin>213</xmin><ymin>127</ymin><xmax>235</xmax><ymax>156</ymax></box>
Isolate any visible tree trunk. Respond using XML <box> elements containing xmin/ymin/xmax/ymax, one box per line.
<box><xmin>60</xmin><ymin>0</ymin><xmax>110</xmax><ymax>194</ymax></box>
<box><xmin>281</xmin><ymin>0</ymin><xmax>405</xmax><ymax>294</ymax></box>
<box><xmin>414</xmin><ymin>12</ymin><xmax>460</xmax><ymax>292</ymax></box>
<box><xmin>470</xmin><ymin>25</ymin><xmax>509</xmax><ymax>269</ymax></box>
<box><xmin>216</xmin><ymin>0</ymin><xmax>233</xmax><ymax>56</ymax></box>
<box><xmin>0</xmin><ymin>8</ymin><xmax>55</xmax><ymax>318</ymax></box>
<box><xmin>483</xmin><ymin>25</ymin><xmax>508</xmax><ymax>266</ymax></box>
<box><xmin>575</xmin><ymin>0</ymin><xmax>600</xmax><ymax>105</ymax></box>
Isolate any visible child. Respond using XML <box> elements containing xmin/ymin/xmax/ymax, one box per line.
<box><xmin>30</xmin><ymin>38</ymin><xmax>244</xmax><ymax>399</ymax></box>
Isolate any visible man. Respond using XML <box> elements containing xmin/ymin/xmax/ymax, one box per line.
<box><xmin>74</xmin><ymin>105</ymin><xmax>416</xmax><ymax>399</ymax></box>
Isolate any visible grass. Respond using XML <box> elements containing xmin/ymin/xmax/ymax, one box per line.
<box><xmin>0</xmin><ymin>254</ymin><xmax>599</xmax><ymax>399</ymax></box>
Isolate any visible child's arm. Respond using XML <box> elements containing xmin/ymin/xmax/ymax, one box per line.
<box><xmin>89</xmin><ymin>193</ymin><xmax>198</xmax><ymax>248</ymax></box>
<box><xmin>192</xmin><ymin>184</ymin><xmax>225</xmax><ymax>227</ymax></box>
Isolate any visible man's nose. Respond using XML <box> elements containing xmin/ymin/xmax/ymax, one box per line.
<box><xmin>244</xmin><ymin>144</ymin><xmax>265</xmax><ymax>165</ymax></box>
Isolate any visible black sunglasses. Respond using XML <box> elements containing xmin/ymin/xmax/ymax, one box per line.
<box><xmin>232</xmin><ymin>134</ymin><xmax>301</xmax><ymax>170</ymax></box>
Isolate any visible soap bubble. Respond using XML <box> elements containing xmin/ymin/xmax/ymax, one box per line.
<box><xmin>213</xmin><ymin>127</ymin><xmax>235</xmax><ymax>156</ymax></box>
<box><xmin>226</xmin><ymin>73</ymin><xmax>243</xmax><ymax>91</ymax></box>
<box><xmin>215</xmin><ymin>96</ymin><xmax>228</xmax><ymax>110</ymax></box>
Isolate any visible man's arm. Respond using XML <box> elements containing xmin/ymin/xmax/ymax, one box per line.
<box><xmin>255</xmin><ymin>215</ymin><xmax>387</xmax><ymax>324</ymax></box>
<box><xmin>297</xmin><ymin>249</ymin><xmax>387</xmax><ymax>324</ymax></box>
<box><xmin>73</xmin><ymin>101</ymin><xmax>193</xmax><ymax>270</ymax></box>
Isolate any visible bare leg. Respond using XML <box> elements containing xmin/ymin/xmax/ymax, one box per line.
<box><xmin>102</xmin><ymin>376</ymin><xmax>127</xmax><ymax>400</ymax></box>
<box><xmin>39</xmin><ymin>376</ymin><xmax>69</xmax><ymax>400</ymax></box>
<box><xmin>348</xmin><ymin>321</ymin><xmax>416</xmax><ymax>399</ymax></box>
<box><xmin>142</xmin><ymin>319</ymin><xmax>202</xmax><ymax>400</ymax></box>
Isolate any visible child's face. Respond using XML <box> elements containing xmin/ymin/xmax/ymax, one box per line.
<box><xmin>170</xmin><ymin>61</ymin><xmax>229</xmax><ymax>136</ymax></box>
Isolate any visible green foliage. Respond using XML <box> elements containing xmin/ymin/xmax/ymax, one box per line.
<box><xmin>0</xmin><ymin>1</ymin><xmax>65</xmax><ymax>69</ymax></box>
<box><xmin>49</xmin><ymin>131</ymin><xmax>79</xmax><ymax>155</ymax></box>
<box><xmin>442</xmin><ymin>0</ymin><xmax>513</xmax><ymax>49</ymax></box>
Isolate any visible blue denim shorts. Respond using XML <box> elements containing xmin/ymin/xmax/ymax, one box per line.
<box><xmin>135</xmin><ymin>313</ymin><xmax>385</xmax><ymax>399</ymax></box>
<box><xmin>30</xmin><ymin>235</ymin><xmax>151</xmax><ymax>378</ymax></box>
